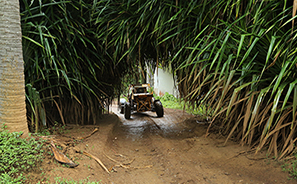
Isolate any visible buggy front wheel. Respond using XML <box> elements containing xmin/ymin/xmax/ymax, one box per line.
<box><xmin>124</xmin><ymin>102</ymin><xmax>131</xmax><ymax>119</ymax></box>
<box><xmin>154</xmin><ymin>100</ymin><xmax>164</xmax><ymax>117</ymax></box>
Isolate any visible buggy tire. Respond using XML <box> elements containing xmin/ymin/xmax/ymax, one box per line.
<box><xmin>119</xmin><ymin>98</ymin><xmax>126</xmax><ymax>114</ymax></box>
<box><xmin>124</xmin><ymin>102</ymin><xmax>131</xmax><ymax>119</ymax></box>
<box><xmin>119</xmin><ymin>105</ymin><xmax>125</xmax><ymax>114</ymax></box>
<box><xmin>120</xmin><ymin>106</ymin><xmax>124</xmax><ymax>114</ymax></box>
<box><xmin>154</xmin><ymin>100</ymin><xmax>164</xmax><ymax>117</ymax></box>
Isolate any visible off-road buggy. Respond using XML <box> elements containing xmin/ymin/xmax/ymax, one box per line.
<box><xmin>120</xmin><ymin>84</ymin><xmax>164</xmax><ymax>119</ymax></box>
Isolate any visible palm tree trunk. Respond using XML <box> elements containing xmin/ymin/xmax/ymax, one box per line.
<box><xmin>0</xmin><ymin>0</ymin><xmax>29</xmax><ymax>137</ymax></box>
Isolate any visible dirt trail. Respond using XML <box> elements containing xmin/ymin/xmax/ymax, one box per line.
<box><xmin>28</xmin><ymin>107</ymin><xmax>295</xmax><ymax>184</ymax></box>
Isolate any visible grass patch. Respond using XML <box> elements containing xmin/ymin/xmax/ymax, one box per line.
<box><xmin>0</xmin><ymin>123</ymin><xmax>102</xmax><ymax>183</ymax></box>
<box><xmin>156</xmin><ymin>92</ymin><xmax>207</xmax><ymax>117</ymax></box>
<box><xmin>0</xmin><ymin>123</ymin><xmax>45</xmax><ymax>183</ymax></box>
<box><xmin>282</xmin><ymin>154</ymin><xmax>297</xmax><ymax>180</ymax></box>
<box><xmin>37</xmin><ymin>176</ymin><xmax>101</xmax><ymax>184</ymax></box>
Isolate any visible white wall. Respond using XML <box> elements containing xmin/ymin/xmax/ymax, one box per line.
<box><xmin>147</xmin><ymin>67</ymin><xmax>178</xmax><ymax>98</ymax></box>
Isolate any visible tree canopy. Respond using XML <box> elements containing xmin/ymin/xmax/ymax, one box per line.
<box><xmin>21</xmin><ymin>0</ymin><xmax>297</xmax><ymax>158</ymax></box>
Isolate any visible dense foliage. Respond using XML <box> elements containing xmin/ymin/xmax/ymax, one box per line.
<box><xmin>20</xmin><ymin>0</ymin><xmax>131</xmax><ymax>129</ymax></box>
<box><xmin>21</xmin><ymin>0</ymin><xmax>297</xmax><ymax>157</ymax></box>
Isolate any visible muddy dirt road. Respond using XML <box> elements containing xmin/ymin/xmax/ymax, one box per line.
<box><xmin>31</xmin><ymin>107</ymin><xmax>295</xmax><ymax>184</ymax></box>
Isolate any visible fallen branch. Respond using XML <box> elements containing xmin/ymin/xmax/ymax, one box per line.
<box><xmin>50</xmin><ymin>141</ymin><xmax>78</xmax><ymax>168</ymax></box>
<box><xmin>109</xmin><ymin>164</ymin><xmax>152</xmax><ymax>172</ymax></box>
<box><xmin>228</xmin><ymin>149</ymin><xmax>255</xmax><ymax>160</ymax></box>
<box><xmin>245</xmin><ymin>155</ymin><xmax>265</xmax><ymax>160</ymax></box>
<box><xmin>104</xmin><ymin>153</ymin><xmax>152</xmax><ymax>172</ymax></box>
<box><xmin>105</xmin><ymin>153</ymin><xmax>134</xmax><ymax>165</ymax></box>
<box><xmin>79</xmin><ymin>150</ymin><xmax>110</xmax><ymax>174</ymax></box>
<box><xmin>49</xmin><ymin>139</ymin><xmax>109</xmax><ymax>174</ymax></box>
<box><xmin>76</xmin><ymin>128</ymin><xmax>99</xmax><ymax>140</ymax></box>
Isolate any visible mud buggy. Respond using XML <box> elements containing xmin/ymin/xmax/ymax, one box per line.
<box><xmin>120</xmin><ymin>84</ymin><xmax>164</xmax><ymax>119</ymax></box>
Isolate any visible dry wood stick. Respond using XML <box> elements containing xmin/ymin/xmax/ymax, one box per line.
<box><xmin>76</xmin><ymin>128</ymin><xmax>99</xmax><ymax>140</ymax></box>
<box><xmin>82</xmin><ymin>151</ymin><xmax>110</xmax><ymax>174</ymax></box>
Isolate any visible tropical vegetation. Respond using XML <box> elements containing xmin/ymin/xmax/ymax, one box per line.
<box><xmin>20</xmin><ymin>0</ymin><xmax>297</xmax><ymax>159</ymax></box>
<box><xmin>0</xmin><ymin>124</ymin><xmax>44</xmax><ymax>183</ymax></box>
<box><xmin>155</xmin><ymin>92</ymin><xmax>207</xmax><ymax>116</ymax></box>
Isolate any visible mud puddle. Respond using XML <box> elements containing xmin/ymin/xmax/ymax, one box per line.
<box><xmin>113</xmin><ymin>109</ymin><xmax>207</xmax><ymax>141</ymax></box>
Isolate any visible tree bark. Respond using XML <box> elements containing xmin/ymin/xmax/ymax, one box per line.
<box><xmin>0</xmin><ymin>0</ymin><xmax>29</xmax><ymax>137</ymax></box>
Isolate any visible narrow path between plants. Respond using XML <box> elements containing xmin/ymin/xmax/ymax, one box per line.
<box><xmin>28</xmin><ymin>107</ymin><xmax>295</xmax><ymax>184</ymax></box>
